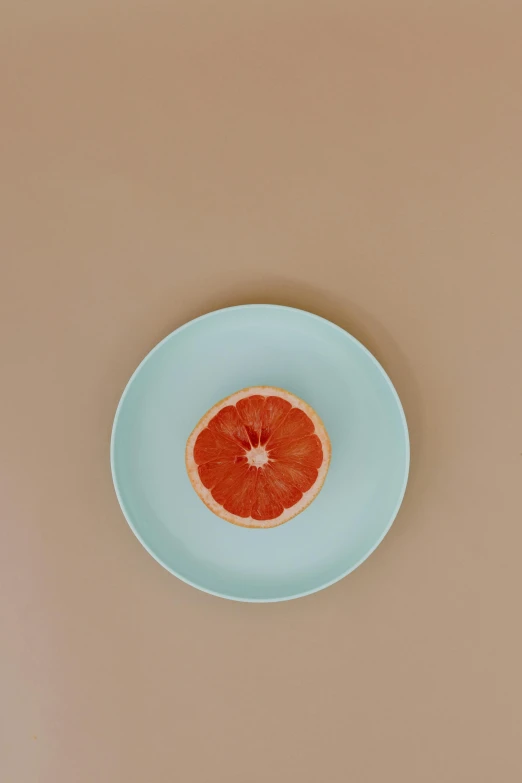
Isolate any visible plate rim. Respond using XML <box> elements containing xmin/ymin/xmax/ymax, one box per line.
<box><xmin>110</xmin><ymin>304</ymin><xmax>410</xmax><ymax>602</ymax></box>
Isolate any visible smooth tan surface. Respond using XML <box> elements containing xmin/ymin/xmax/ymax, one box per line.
<box><xmin>1</xmin><ymin>2</ymin><xmax>521</xmax><ymax>781</ymax></box>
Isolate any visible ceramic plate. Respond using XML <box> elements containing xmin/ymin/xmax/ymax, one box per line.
<box><xmin>111</xmin><ymin>305</ymin><xmax>409</xmax><ymax>601</ymax></box>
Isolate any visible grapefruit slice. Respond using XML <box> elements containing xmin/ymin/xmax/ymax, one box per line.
<box><xmin>186</xmin><ymin>387</ymin><xmax>331</xmax><ymax>528</ymax></box>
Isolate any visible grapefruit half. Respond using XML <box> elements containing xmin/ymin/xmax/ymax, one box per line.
<box><xmin>185</xmin><ymin>387</ymin><xmax>331</xmax><ymax>528</ymax></box>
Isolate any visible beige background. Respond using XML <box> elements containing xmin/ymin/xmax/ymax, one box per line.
<box><xmin>1</xmin><ymin>1</ymin><xmax>521</xmax><ymax>781</ymax></box>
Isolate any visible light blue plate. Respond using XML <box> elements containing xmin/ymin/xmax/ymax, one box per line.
<box><xmin>111</xmin><ymin>305</ymin><xmax>409</xmax><ymax>601</ymax></box>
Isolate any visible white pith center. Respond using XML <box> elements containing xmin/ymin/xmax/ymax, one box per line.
<box><xmin>247</xmin><ymin>446</ymin><xmax>269</xmax><ymax>468</ymax></box>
